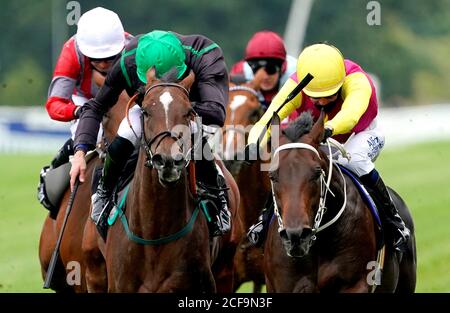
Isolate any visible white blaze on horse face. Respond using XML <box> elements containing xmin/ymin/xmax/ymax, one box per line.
<box><xmin>159</xmin><ymin>91</ymin><xmax>173</xmax><ymax>127</ymax></box>
<box><xmin>225</xmin><ymin>95</ymin><xmax>248</xmax><ymax>159</ymax></box>
<box><xmin>229</xmin><ymin>95</ymin><xmax>248</xmax><ymax>123</ymax></box>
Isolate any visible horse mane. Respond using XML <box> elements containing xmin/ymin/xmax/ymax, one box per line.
<box><xmin>160</xmin><ymin>67</ymin><xmax>182</xmax><ymax>83</ymax></box>
<box><xmin>282</xmin><ymin>111</ymin><xmax>314</xmax><ymax>142</ymax></box>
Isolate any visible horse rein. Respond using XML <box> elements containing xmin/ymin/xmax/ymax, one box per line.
<box><xmin>270</xmin><ymin>140</ymin><xmax>348</xmax><ymax>246</ymax></box>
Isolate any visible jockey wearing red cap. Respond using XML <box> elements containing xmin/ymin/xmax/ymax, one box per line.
<box><xmin>230</xmin><ymin>31</ymin><xmax>297</xmax><ymax>109</ymax></box>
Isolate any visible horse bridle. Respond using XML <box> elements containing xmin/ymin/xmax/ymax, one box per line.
<box><xmin>270</xmin><ymin>140</ymin><xmax>348</xmax><ymax>247</ymax></box>
<box><xmin>137</xmin><ymin>83</ymin><xmax>200</xmax><ymax>168</ymax></box>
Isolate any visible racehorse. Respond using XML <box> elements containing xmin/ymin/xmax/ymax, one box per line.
<box><xmin>222</xmin><ymin>73</ymin><xmax>269</xmax><ymax>292</ymax></box>
<box><xmin>264</xmin><ymin>111</ymin><xmax>416</xmax><ymax>292</ymax></box>
<box><xmin>103</xmin><ymin>68</ymin><xmax>239</xmax><ymax>292</ymax></box>
<box><xmin>38</xmin><ymin>70</ymin><xmax>129</xmax><ymax>292</ymax></box>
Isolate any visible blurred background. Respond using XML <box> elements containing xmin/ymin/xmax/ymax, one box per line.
<box><xmin>1</xmin><ymin>0</ymin><xmax>450</xmax><ymax>292</ymax></box>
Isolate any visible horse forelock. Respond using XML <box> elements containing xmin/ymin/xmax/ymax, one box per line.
<box><xmin>160</xmin><ymin>67</ymin><xmax>181</xmax><ymax>83</ymax></box>
<box><xmin>282</xmin><ymin>111</ymin><xmax>314</xmax><ymax>142</ymax></box>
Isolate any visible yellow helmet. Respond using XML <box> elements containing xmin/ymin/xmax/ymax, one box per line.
<box><xmin>296</xmin><ymin>44</ymin><xmax>346</xmax><ymax>98</ymax></box>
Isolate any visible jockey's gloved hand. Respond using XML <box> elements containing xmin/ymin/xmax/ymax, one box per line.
<box><xmin>244</xmin><ymin>143</ymin><xmax>259</xmax><ymax>165</ymax></box>
<box><xmin>322</xmin><ymin>127</ymin><xmax>333</xmax><ymax>143</ymax></box>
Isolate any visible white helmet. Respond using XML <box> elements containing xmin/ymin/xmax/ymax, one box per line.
<box><xmin>76</xmin><ymin>7</ymin><xmax>125</xmax><ymax>59</ymax></box>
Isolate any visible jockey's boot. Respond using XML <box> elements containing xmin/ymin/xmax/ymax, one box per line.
<box><xmin>247</xmin><ymin>194</ymin><xmax>274</xmax><ymax>247</ymax></box>
<box><xmin>361</xmin><ymin>169</ymin><xmax>410</xmax><ymax>252</ymax></box>
<box><xmin>91</xmin><ymin>136</ymin><xmax>134</xmax><ymax>240</ymax></box>
<box><xmin>37</xmin><ymin>138</ymin><xmax>74</xmax><ymax>209</ymax></box>
<box><xmin>196</xmin><ymin>141</ymin><xmax>231</xmax><ymax>237</ymax></box>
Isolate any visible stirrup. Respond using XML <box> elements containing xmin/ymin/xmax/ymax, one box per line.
<box><xmin>393</xmin><ymin>227</ymin><xmax>410</xmax><ymax>252</ymax></box>
<box><xmin>247</xmin><ymin>220</ymin><xmax>264</xmax><ymax>246</ymax></box>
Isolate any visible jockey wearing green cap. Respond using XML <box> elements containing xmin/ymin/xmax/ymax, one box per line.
<box><xmin>70</xmin><ymin>30</ymin><xmax>230</xmax><ymax>240</ymax></box>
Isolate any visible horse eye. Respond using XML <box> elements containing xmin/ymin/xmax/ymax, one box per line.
<box><xmin>312</xmin><ymin>167</ymin><xmax>322</xmax><ymax>180</ymax></box>
<box><xmin>248</xmin><ymin>109</ymin><xmax>262</xmax><ymax>123</ymax></box>
<box><xmin>141</xmin><ymin>108</ymin><xmax>150</xmax><ymax>117</ymax></box>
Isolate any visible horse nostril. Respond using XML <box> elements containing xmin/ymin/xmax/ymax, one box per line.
<box><xmin>285</xmin><ymin>226</ymin><xmax>312</xmax><ymax>244</ymax></box>
<box><xmin>300</xmin><ymin>227</ymin><xmax>313</xmax><ymax>240</ymax></box>
<box><xmin>151</xmin><ymin>154</ymin><xmax>165</xmax><ymax>169</ymax></box>
<box><xmin>173</xmin><ymin>154</ymin><xmax>185</xmax><ymax>169</ymax></box>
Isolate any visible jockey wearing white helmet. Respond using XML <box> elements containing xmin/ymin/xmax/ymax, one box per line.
<box><xmin>38</xmin><ymin>7</ymin><xmax>132</xmax><ymax>212</ymax></box>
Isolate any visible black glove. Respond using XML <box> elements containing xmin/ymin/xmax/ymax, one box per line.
<box><xmin>243</xmin><ymin>143</ymin><xmax>259</xmax><ymax>165</ymax></box>
<box><xmin>322</xmin><ymin>127</ymin><xmax>333</xmax><ymax>143</ymax></box>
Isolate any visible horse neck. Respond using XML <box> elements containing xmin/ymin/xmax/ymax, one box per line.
<box><xmin>320</xmin><ymin>159</ymin><xmax>366</xmax><ymax>238</ymax></box>
<box><xmin>129</xmin><ymin>151</ymin><xmax>192</xmax><ymax>238</ymax></box>
<box><xmin>236</xmin><ymin>158</ymin><xmax>271</xmax><ymax>227</ymax></box>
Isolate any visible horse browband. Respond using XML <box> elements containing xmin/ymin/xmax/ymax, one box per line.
<box><xmin>144</xmin><ymin>83</ymin><xmax>189</xmax><ymax>97</ymax></box>
<box><xmin>229</xmin><ymin>85</ymin><xmax>259</xmax><ymax>97</ymax></box>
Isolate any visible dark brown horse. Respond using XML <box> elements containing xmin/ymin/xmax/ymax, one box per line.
<box><xmin>38</xmin><ymin>71</ymin><xmax>129</xmax><ymax>292</ymax></box>
<box><xmin>264</xmin><ymin>111</ymin><xmax>416</xmax><ymax>292</ymax></box>
<box><xmin>222</xmin><ymin>74</ymin><xmax>270</xmax><ymax>292</ymax></box>
<box><xmin>103</xmin><ymin>69</ymin><xmax>239</xmax><ymax>292</ymax></box>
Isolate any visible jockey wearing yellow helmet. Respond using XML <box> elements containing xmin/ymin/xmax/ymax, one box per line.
<box><xmin>69</xmin><ymin>30</ymin><xmax>230</xmax><ymax>240</ymax></box>
<box><xmin>246</xmin><ymin>43</ymin><xmax>410</xmax><ymax>252</ymax></box>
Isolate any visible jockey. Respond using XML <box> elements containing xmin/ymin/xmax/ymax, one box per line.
<box><xmin>69</xmin><ymin>30</ymin><xmax>231</xmax><ymax>240</ymax></box>
<box><xmin>245</xmin><ymin>43</ymin><xmax>410</xmax><ymax>252</ymax></box>
<box><xmin>230</xmin><ymin>31</ymin><xmax>297</xmax><ymax>109</ymax></box>
<box><xmin>38</xmin><ymin>7</ymin><xmax>131</xmax><ymax>207</ymax></box>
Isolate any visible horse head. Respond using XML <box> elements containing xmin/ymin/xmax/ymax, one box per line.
<box><xmin>223</xmin><ymin>71</ymin><xmax>265</xmax><ymax>161</ymax></box>
<box><xmin>269</xmin><ymin>110</ymin><xmax>328</xmax><ymax>258</ymax></box>
<box><xmin>139</xmin><ymin>67</ymin><xmax>196</xmax><ymax>186</ymax></box>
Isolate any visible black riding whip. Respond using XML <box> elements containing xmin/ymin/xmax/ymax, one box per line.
<box><xmin>43</xmin><ymin>178</ymin><xmax>80</xmax><ymax>289</ymax></box>
<box><xmin>256</xmin><ymin>73</ymin><xmax>314</xmax><ymax>147</ymax></box>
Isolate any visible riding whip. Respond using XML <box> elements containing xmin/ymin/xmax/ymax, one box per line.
<box><xmin>43</xmin><ymin>178</ymin><xmax>80</xmax><ymax>289</ymax></box>
<box><xmin>256</xmin><ymin>73</ymin><xmax>314</xmax><ymax>148</ymax></box>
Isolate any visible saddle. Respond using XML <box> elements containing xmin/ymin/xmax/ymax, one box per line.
<box><xmin>38</xmin><ymin>151</ymin><xmax>98</xmax><ymax>219</ymax></box>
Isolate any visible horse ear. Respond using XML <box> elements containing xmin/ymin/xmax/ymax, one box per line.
<box><xmin>310</xmin><ymin>110</ymin><xmax>325</xmax><ymax>145</ymax></box>
<box><xmin>271</xmin><ymin>112</ymin><xmax>280</xmax><ymax>127</ymax></box>
<box><xmin>180</xmin><ymin>70</ymin><xmax>195</xmax><ymax>91</ymax></box>
<box><xmin>145</xmin><ymin>67</ymin><xmax>157</xmax><ymax>87</ymax></box>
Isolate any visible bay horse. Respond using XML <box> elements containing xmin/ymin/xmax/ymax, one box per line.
<box><xmin>38</xmin><ymin>70</ymin><xmax>129</xmax><ymax>292</ymax></box>
<box><xmin>222</xmin><ymin>73</ymin><xmax>269</xmax><ymax>292</ymax></box>
<box><xmin>103</xmin><ymin>68</ymin><xmax>239</xmax><ymax>292</ymax></box>
<box><xmin>264</xmin><ymin>111</ymin><xmax>416</xmax><ymax>292</ymax></box>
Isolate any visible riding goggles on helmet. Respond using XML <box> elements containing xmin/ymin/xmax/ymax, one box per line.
<box><xmin>89</xmin><ymin>54</ymin><xmax>120</xmax><ymax>63</ymax></box>
<box><xmin>248</xmin><ymin>59</ymin><xmax>282</xmax><ymax>75</ymax></box>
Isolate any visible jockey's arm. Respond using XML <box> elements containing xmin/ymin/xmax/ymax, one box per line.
<box><xmin>325</xmin><ymin>72</ymin><xmax>372</xmax><ymax>135</ymax></box>
<box><xmin>70</xmin><ymin>61</ymin><xmax>127</xmax><ymax>190</ymax></box>
<box><xmin>45</xmin><ymin>42</ymin><xmax>81</xmax><ymax>122</ymax></box>
<box><xmin>247</xmin><ymin>77</ymin><xmax>302</xmax><ymax>148</ymax></box>
<box><xmin>193</xmin><ymin>71</ymin><xmax>228</xmax><ymax>127</ymax></box>
<box><xmin>73</xmin><ymin>61</ymin><xmax>126</xmax><ymax>153</ymax></box>
<box><xmin>190</xmin><ymin>43</ymin><xmax>229</xmax><ymax>128</ymax></box>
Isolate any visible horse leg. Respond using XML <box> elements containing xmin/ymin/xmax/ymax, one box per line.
<box><xmin>340</xmin><ymin>278</ymin><xmax>370</xmax><ymax>293</ymax></box>
<box><xmin>253</xmin><ymin>282</ymin><xmax>263</xmax><ymax>293</ymax></box>
<box><xmin>82</xmin><ymin>220</ymin><xmax>108</xmax><ymax>292</ymax></box>
<box><xmin>395</xmin><ymin>234</ymin><xmax>417</xmax><ymax>293</ymax></box>
<box><xmin>39</xmin><ymin>216</ymin><xmax>74</xmax><ymax>292</ymax></box>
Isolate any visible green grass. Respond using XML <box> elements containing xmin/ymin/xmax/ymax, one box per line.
<box><xmin>1</xmin><ymin>140</ymin><xmax>450</xmax><ymax>292</ymax></box>
<box><xmin>0</xmin><ymin>154</ymin><xmax>52</xmax><ymax>292</ymax></box>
